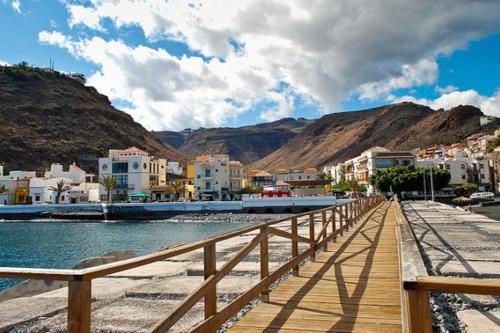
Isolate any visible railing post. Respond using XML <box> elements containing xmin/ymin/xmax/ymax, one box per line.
<box><xmin>349</xmin><ymin>202</ymin><xmax>354</xmax><ymax>226</ymax></box>
<box><xmin>260</xmin><ymin>226</ymin><xmax>270</xmax><ymax>303</ymax></box>
<box><xmin>67</xmin><ymin>280</ymin><xmax>91</xmax><ymax>333</ymax></box>
<box><xmin>407</xmin><ymin>289</ymin><xmax>433</xmax><ymax>333</ymax></box>
<box><xmin>321</xmin><ymin>210</ymin><xmax>327</xmax><ymax>251</ymax></box>
<box><xmin>204</xmin><ymin>243</ymin><xmax>217</xmax><ymax>319</ymax></box>
<box><xmin>308</xmin><ymin>213</ymin><xmax>316</xmax><ymax>262</ymax></box>
<box><xmin>331</xmin><ymin>208</ymin><xmax>336</xmax><ymax>242</ymax></box>
<box><xmin>344</xmin><ymin>204</ymin><xmax>349</xmax><ymax>232</ymax></box>
<box><xmin>291</xmin><ymin>217</ymin><xmax>299</xmax><ymax>276</ymax></box>
<box><xmin>339</xmin><ymin>205</ymin><xmax>344</xmax><ymax>236</ymax></box>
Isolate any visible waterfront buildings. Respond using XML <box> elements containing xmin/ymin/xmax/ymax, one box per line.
<box><xmin>193</xmin><ymin>154</ymin><xmax>243</xmax><ymax>200</ymax></box>
<box><xmin>274</xmin><ymin>168</ymin><xmax>319</xmax><ymax>182</ymax></box>
<box><xmin>247</xmin><ymin>170</ymin><xmax>274</xmax><ymax>187</ymax></box>
<box><xmin>0</xmin><ymin>163</ymin><xmax>97</xmax><ymax>204</ymax></box>
<box><xmin>98</xmin><ymin>147</ymin><xmax>167</xmax><ymax>202</ymax></box>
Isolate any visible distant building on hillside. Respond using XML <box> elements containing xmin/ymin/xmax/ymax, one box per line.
<box><xmin>273</xmin><ymin>168</ymin><xmax>319</xmax><ymax>182</ymax></box>
<box><xmin>193</xmin><ymin>154</ymin><xmax>243</xmax><ymax>201</ymax></box>
<box><xmin>98</xmin><ymin>147</ymin><xmax>166</xmax><ymax>202</ymax></box>
<box><xmin>247</xmin><ymin>170</ymin><xmax>273</xmax><ymax>187</ymax></box>
<box><xmin>167</xmin><ymin>161</ymin><xmax>183</xmax><ymax>175</ymax></box>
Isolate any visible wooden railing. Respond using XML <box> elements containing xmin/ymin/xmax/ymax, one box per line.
<box><xmin>394</xmin><ymin>196</ymin><xmax>500</xmax><ymax>333</ymax></box>
<box><xmin>0</xmin><ymin>196</ymin><xmax>384</xmax><ymax>333</ymax></box>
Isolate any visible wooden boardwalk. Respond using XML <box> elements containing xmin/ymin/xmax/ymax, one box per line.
<box><xmin>230</xmin><ymin>202</ymin><xmax>402</xmax><ymax>333</ymax></box>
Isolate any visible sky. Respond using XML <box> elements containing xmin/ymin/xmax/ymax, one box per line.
<box><xmin>0</xmin><ymin>0</ymin><xmax>499</xmax><ymax>131</ymax></box>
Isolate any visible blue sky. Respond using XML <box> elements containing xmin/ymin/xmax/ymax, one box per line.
<box><xmin>1</xmin><ymin>0</ymin><xmax>499</xmax><ymax>130</ymax></box>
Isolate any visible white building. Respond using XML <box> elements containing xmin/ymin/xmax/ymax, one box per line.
<box><xmin>323</xmin><ymin>147</ymin><xmax>415</xmax><ymax>193</ymax></box>
<box><xmin>274</xmin><ymin>168</ymin><xmax>319</xmax><ymax>182</ymax></box>
<box><xmin>167</xmin><ymin>161</ymin><xmax>183</xmax><ymax>175</ymax></box>
<box><xmin>44</xmin><ymin>163</ymin><xmax>95</xmax><ymax>184</ymax></box>
<box><xmin>416</xmin><ymin>155</ymin><xmax>492</xmax><ymax>190</ymax></box>
<box><xmin>98</xmin><ymin>147</ymin><xmax>167</xmax><ymax>202</ymax></box>
<box><xmin>193</xmin><ymin>154</ymin><xmax>243</xmax><ymax>201</ymax></box>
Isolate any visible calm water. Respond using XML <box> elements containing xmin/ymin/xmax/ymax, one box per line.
<box><xmin>0</xmin><ymin>219</ymin><xmax>249</xmax><ymax>291</ymax></box>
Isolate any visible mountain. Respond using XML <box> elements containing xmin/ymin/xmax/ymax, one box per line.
<box><xmin>154</xmin><ymin>117</ymin><xmax>312</xmax><ymax>164</ymax></box>
<box><xmin>248</xmin><ymin>103</ymin><xmax>500</xmax><ymax>171</ymax></box>
<box><xmin>0</xmin><ymin>65</ymin><xmax>187</xmax><ymax>173</ymax></box>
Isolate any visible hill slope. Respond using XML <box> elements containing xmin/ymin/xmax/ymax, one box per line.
<box><xmin>154</xmin><ymin>118</ymin><xmax>312</xmax><ymax>164</ymax></box>
<box><xmin>248</xmin><ymin>103</ymin><xmax>500</xmax><ymax>171</ymax></box>
<box><xmin>0</xmin><ymin>66</ymin><xmax>187</xmax><ymax>173</ymax></box>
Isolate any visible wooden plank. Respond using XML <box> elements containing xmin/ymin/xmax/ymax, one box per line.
<box><xmin>260</xmin><ymin>226</ymin><xmax>270</xmax><ymax>303</ymax></box>
<box><xmin>321</xmin><ymin>211</ymin><xmax>327</xmax><ymax>251</ymax></box>
<box><xmin>416</xmin><ymin>276</ymin><xmax>500</xmax><ymax>296</ymax></box>
<box><xmin>67</xmin><ymin>280</ymin><xmax>91</xmax><ymax>333</ymax></box>
<box><xmin>407</xmin><ymin>289</ymin><xmax>432</xmax><ymax>333</ymax></box>
<box><xmin>268</xmin><ymin>227</ymin><xmax>312</xmax><ymax>244</ymax></box>
<box><xmin>204</xmin><ymin>243</ymin><xmax>217</xmax><ymax>319</ymax></box>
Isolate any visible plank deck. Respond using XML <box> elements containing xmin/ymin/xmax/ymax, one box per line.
<box><xmin>230</xmin><ymin>202</ymin><xmax>402</xmax><ymax>333</ymax></box>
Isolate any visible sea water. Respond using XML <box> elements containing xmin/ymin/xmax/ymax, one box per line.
<box><xmin>0</xmin><ymin>219</ymin><xmax>249</xmax><ymax>291</ymax></box>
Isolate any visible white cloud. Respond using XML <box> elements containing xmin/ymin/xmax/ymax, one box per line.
<box><xmin>393</xmin><ymin>89</ymin><xmax>500</xmax><ymax>118</ymax></box>
<box><xmin>259</xmin><ymin>91</ymin><xmax>295</xmax><ymax>122</ymax></box>
<box><xmin>435</xmin><ymin>85</ymin><xmax>458</xmax><ymax>94</ymax></box>
<box><xmin>11</xmin><ymin>0</ymin><xmax>20</xmax><ymax>13</ymax></box>
<box><xmin>0</xmin><ymin>60</ymin><xmax>9</xmax><ymax>66</ymax></box>
<box><xmin>45</xmin><ymin>0</ymin><xmax>500</xmax><ymax>129</ymax></box>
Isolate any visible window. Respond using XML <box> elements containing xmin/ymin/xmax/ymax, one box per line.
<box><xmin>375</xmin><ymin>159</ymin><xmax>400</xmax><ymax>168</ymax></box>
<box><xmin>481</xmin><ymin>174</ymin><xmax>485</xmax><ymax>179</ymax></box>
<box><xmin>113</xmin><ymin>175</ymin><xmax>128</xmax><ymax>189</ymax></box>
<box><xmin>112</xmin><ymin>162</ymin><xmax>128</xmax><ymax>173</ymax></box>
<box><xmin>206</xmin><ymin>182</ymin><xmax>211</xmax><ymax>190</ymax></box>
<box><xmin>480</xmin><ymin>164</ymin><xmax>484</xmax><ymax>169</ymax></box>
<box><xmin>197</xmin><ymin>175</ymin><xmax>201</xmax><ymax>179</ymax></box>
<box><xmin>35</xmin><ymin>195</ymin><xmax>40</xmax><ymax>201</ymax></box>
<box><xmin>61</xmin><ymin>195</ymin><xmax>65</xmax><ymax>201</ymax></box>
<box><xmin>462</xmin><ymin>175</ymin><xmax>466</xmax><ymax>180</ymax></box>
<box><xmin>215</xmin><ymin>169</ymin><xmax>218</xmax><ymax>172</ymax></box>
<box><xmin>461</xmin><ymin>164</ymin><xmax>465</xmax><ymax>169</ymax></box>
<box><xmin>446</xmin><ymin>164</ymin><xmax>450</xmax><ymax>169</ymax></box>
<box><xmin>205</xmin><ymin>169</ymin><xmax>211</xmax><ymax>177</ymax></box>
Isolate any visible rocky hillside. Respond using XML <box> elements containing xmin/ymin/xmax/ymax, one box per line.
<box><xmin>248</xmin><ymin>103</ymin><xmax>500</xmax><ymax>171</ymax></box>
<box><xmin>0</xmin><ymin>65</ymin><xmax>187</xmax><ymax>173</ymax></box>
<box><xmin>154</xmin><ymin>118</ymin><xmax>312</xmax><ymax>164</ymax></box>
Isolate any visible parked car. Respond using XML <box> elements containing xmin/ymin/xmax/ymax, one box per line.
<box><xmin>470</xmin><ymin>192</ymin><xmax>495</xmax><ymax>201</ymax></box>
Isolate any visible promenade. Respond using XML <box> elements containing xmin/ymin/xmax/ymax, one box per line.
<box><xmin>231</xmin><ymin>202</ymin><xmax>402</xmax><ymax>332</ymax></box>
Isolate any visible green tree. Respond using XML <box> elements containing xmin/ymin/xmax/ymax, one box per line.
<box><xmin>166</xmin><ymin>180</ymin><xmax>185</xmax><ymax>201</ymax></box>
<box><xmin>317</xmin><ymin>171</ymin><xmax>332</xmax><ymax>180</ymax></box>
<box><xmin>453</xmin><ymin>183</ymin><xmax>479</xmax><ymax>197</ymax></box>
<box><xmin>99</xmin><ymin>175</ymin><xmax>117</xmax><ymax>203</ymax></box>
<box><xmin>239</xmin><ymin>184</ymin><xmax>261</xmax><ymax>194</ymax></box>
<box><xmin>369</xmin><ymin>165</ymin><xmax>450</xmax><ymax>195</ymax></box>
<box><xmin>332</xmin><ymin>180</ymin><xmax>366</xmax><ymax>193</ymax></box>
<box><xmin>0</xmin><ymin>184</ymin><xmax>8</xmax><ymax>195</ymax></box>
<box><xmin>50</xmin><ymin>179</ymin><xmax>71</xmax><ymax>204</ymax></box>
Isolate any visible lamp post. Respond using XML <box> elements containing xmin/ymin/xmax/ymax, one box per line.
<box><xmin>429</xmin><ymin>163</ymin><xmax>435</xmax><ymax>202</ymax></box>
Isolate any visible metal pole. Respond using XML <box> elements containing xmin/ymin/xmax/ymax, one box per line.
<box><xmin>423</xmin><ymin>170</ymin><xmax>427</xmax><ymax>201</ymax></box>
<box><xmin>429</xmin><ymin>164</ymin><xmax>435</xmax><ymax>202</ymax></box>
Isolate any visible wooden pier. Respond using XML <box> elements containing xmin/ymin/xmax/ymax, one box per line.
<box><xmin>230</xmin><ymin>202</ymin><xmax>402</xmax><ymax>333</ymax></box>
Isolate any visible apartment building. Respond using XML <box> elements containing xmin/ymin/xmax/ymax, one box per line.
<box><xmin>274</xmin><ymin>168</ymin><xmax>319</xmax><ymax>182</ymax></box>
<box><xmin>167</xmin><ymin>161</ymin><xmax>183</xmax><ymax>175</ymax></box>
<box><xmin>416</xmin><ymin>154</ymin><xmax>492</xmax><ymax>190</ymax></box>
<box><xmin>323</xmin><ymin>147</ymin><xmax>415</xmax><ymax>193</ymax></box>
<box><xmin>193</xmin><ymin>154</ymin><xmax>243</xmax><ymax>201</ymax></box>
<box><xmin>98</xmin><ymin>147</ymin><xmax>166</xmax><ymax>202</ymax></box>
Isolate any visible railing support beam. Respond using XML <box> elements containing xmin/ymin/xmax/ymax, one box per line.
<box><xmin>204</xmin><ymin>243</ymin><xmax>217</xmax><ymax>319</ymax></box>
<box><xmin>291</xmin><ymin>217</ymin><xmax>299</xmax><ymax>276</ymax></box>
<box><xmin>68</xmin><ymin>280</ymin><xmax>91</xmax><ymax>333</ymax></box>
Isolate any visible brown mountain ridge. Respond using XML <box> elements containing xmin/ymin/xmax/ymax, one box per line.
<box><xmin>0</xmin><ymin>65</ymin><xmax>187</xmax><ymax>173</ymax></box>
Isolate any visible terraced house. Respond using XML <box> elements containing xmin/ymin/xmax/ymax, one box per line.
<box><xmin>193</xmin><ymin>154</ymin><xmax>243</xmax><ymax>201</ymax></box>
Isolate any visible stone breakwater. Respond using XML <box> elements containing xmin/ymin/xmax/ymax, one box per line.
<box><xmin>0</xmin><ymin>213</ymin><xmax>315</xmax><ymax>332</ymax></box>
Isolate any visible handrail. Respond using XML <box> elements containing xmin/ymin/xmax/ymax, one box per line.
<box><xmin>394</xmin><ymin>195</ymin><xmax>500</xmax><ymax>333</ymax></box>
<box><xmin>0</xmin><ymin>196</ymin><xmax>385</xmax><ymax>333</ymax></box>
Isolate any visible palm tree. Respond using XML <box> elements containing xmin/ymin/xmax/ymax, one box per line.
<box><xmin>166</xmin><ymin>180</ymin><xmax>185</xmax><ymax>201</ymax></box>
<box><xmin>50</xmin><ymin>180</ymin><xmax>71</xmax><ymax>204</ymax></box>
<box><xmin>0</xmin><ymin>184</ymin><xmax>8</xmax><ymax>195</ymax></box>
<box><xmin>99</xmin><ymin>176</ymin><xmax>117</xmax><ymax>203</ymax></box>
